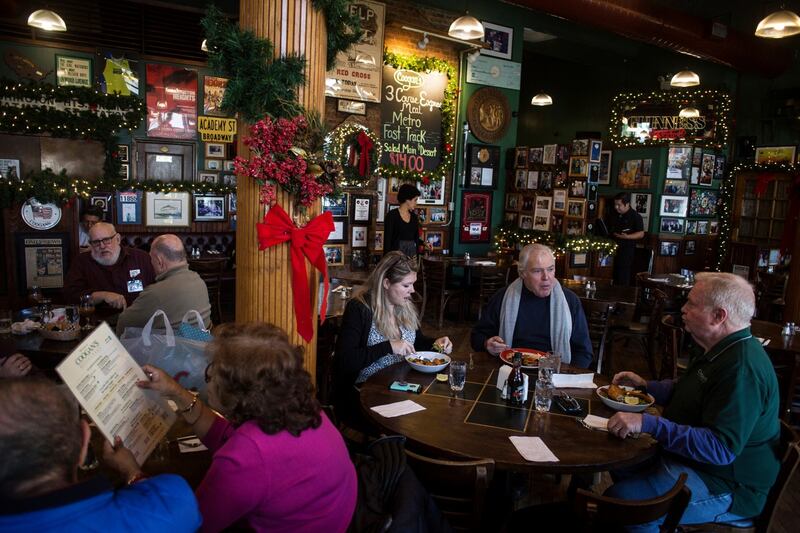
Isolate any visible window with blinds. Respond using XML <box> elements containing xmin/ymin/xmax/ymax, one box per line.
<box><xmin>733</xmin><ymin>172</ymin><xmax>791</xmax><ymax>244</ymax></box>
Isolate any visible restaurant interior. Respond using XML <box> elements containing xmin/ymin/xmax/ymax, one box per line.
<box><xmin>0</xmin><ymin>0</ymin><xmax>799</xmax><ymax>531</ymax></box>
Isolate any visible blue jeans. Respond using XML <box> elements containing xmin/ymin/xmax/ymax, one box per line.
<box><xmin>604</xmin><ymin>455</ymin><xmax>748</xmax><ymax>532</ymax></box>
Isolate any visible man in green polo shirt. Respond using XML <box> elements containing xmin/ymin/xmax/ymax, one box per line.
<box><xmin>605</xmin><ymin>272</ymin><xmax>780</xmax><ymax>531</ymax></box>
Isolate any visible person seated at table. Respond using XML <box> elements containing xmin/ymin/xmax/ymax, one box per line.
<box><xmin>383</xmin><ymin>184</ymin><xmax>432</xmax><ymax>257</ymax></box>
<box><xmin>334</xmin><ymin>251</ymin><xmax>453</xmax><ymax>401</ymax></box>
<box><xmin>77</xmin><ymin>205</ymin><xmax>103</xmax><ymax>251</ymax></box>
<box><xmin>63</xmin><ymin>222</ymin><xmax>155</xmax><ymax>309</ymax></box>
<box><xmin>0</xmin><ymin>353</ymin><xmax>32</xmax><ymax>378</ymax></box>
<box><xmin>470</xmin><ymin>243</ymin><xmax>593</xmax><ymax>368</ymax></box>
<box><xmin>0</xmin><ymin>377</ymin><xmax>201</xmax><ymax>532</ymax></box>
<box><xmin>138</xmin><ymin>322</ymin><xmax>357</xmax><ymax>533</ymax></box>
<box><xmin>605</xmin><ymin>273</ymin><xmax>780</xmax><ymax>531</ymax></box>
<box><xmin>115</xmin><ymin>234</ymin><xmax>211</xmax><ymax>335</ymax></box>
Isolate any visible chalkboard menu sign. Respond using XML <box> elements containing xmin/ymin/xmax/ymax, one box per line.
<box><xmin>380</xmin><ymin>65</ymin><xmax>447</xmax><ymax>173</ymax></box>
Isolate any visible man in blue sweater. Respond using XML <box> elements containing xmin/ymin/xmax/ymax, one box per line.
<box><xmin>471</xmin><ymin>243</ymin><xmax>594</xmax><ymax>369</ymax></box>
<box><xmin>606</xmin><ymin>272</ymin><xmax>780</xmax><ymax>531</ymax></box>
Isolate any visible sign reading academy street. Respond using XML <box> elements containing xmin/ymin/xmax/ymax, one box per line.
<box><xmin>380</xmin><ymin>65</ymin><xmax>446</xmax><ymax>173</ymax></box>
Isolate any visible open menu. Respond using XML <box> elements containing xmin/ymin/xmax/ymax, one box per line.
<box><xmin>56</xmin><ymin>322</ymin><xmax>176</xmax><ymax>465</ymax></box>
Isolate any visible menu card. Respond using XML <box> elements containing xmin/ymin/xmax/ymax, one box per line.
<box><xmin>56</xmin><ymin>322</ymin><xmax>176</xmax><ymax>464</ymax></box>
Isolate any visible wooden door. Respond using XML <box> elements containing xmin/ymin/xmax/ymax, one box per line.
<box><xmin>134</xmin><ymin>141</ymin><xmax>195</xmax><ymax>182</ymax></box>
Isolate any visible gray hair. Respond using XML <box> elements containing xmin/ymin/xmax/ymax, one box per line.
<box><xmin>152</xmin><ymin>234</ymin><xmax>187</xmax><ymax>263</ymax></box>
<box><xmin>518</xmin><ymin>243</ymin><xmax>555</xmax><ymax>273</ymax></box>
<box><xmin>694</xmin><ymin>272</ymin><xmax>755</xmax><ymax>329</ymax></box>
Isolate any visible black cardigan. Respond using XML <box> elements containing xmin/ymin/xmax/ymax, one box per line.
<box><xmin>383</xmin><ymin>208</ymin><xmax>422</xmax><ymax>254</ymax></box>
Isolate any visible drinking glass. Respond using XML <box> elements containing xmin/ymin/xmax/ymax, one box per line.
<box><xmin>449</xmin><ymin>361</ymin><xmax>467</xmax><ymax>393</ymax></box>
<box><xmin>538</xmin><ymin>353</ymin><xmax>561</xmax><ymax>384</ymax></box>
<box><xmin>28</xmin><ymin>285</ymin><xmax>42</xmax><ymax>307</ymax></box>
<box><xmin>64</xmin><ymin>305</ymin><xmax>80</xmax><ymax>329</ymax></box>
<box><xmin>79</xmin><ymin>293</ymin><xmax>96</xmax><ymax>331</ymax></box>
<box><xmin>535</xmin><ymin>378</ymin><xmax>553</xmax><ymax>412</ymax></box>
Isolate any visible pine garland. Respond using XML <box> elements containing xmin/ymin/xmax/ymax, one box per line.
<box><xmin>493</xmin><ymin>223</ymin><xmax>618</xmax><ymax>256</ymax></box>
<box><xmin>311</xmin><ymin>0</ymin><xmax>364</xmax><ymax>70</ymax></box>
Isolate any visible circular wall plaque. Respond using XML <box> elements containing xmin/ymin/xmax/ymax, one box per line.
<box><xmin>467</xmin><ymin>87</ymin><xmax>510</xmax><ymax>144</ymax></box>
<box><xmin>21</xmin><ymin>198</ymin><xmax>62</xmax><ymax>230</ymax></box>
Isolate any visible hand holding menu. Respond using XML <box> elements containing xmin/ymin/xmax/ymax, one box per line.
<box><xmin>56</xmin><ymin>322</ymin><xmax>176</xmax><ymax>465</ymax></box>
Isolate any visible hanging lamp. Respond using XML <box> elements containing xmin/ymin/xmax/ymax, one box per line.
<box><xmin>201</xmin><ymin>39</ymin><xmax>209</xmax><ymax>52</ymax></box>
<box><xmin>448</xmin><ymin>14</ymin><xmax>484</xmax><ymax>40</ymax></box>
<box><xmin>27</xmin><ymin>9</ymin><xmax>67</xmax><ymax>31</ymax></box>
<box><xmin>531</xmin><ymin>92</ymin><xmax>553</xmax><ymax>106</ymax></box>
<box><xmin>755</xmin><ymin>9</ymin><xmax>800</xmax><ymax>38</ymax></box>
<box><xmin>670</xmin><ymin>70</ymin><xmax>700</xmax><ymax>87</ymax></box>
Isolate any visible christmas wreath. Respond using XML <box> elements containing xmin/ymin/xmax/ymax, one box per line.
<box><xmin>325</xmin><ymin>123</ymin><xmax>381</xmax><ymax>186</ymax></box>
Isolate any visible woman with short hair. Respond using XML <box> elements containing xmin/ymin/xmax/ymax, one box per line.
<box><xmin>383</xmin><ymin>183</ymin><xmax>431</xmax><ymax>257</ymax></box>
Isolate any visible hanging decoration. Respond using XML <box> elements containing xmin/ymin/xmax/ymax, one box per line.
<box><xmin>325</xmin><ymin>123</ymin><xmax>381</xmax><ymax>186</ymax></box>
<box><xmin>493</xmin><ymin>224</ymin><xmax>618</xmax><ymax>257</ymax></box>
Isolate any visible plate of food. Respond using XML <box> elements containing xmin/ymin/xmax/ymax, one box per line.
<box><xmin>38</xmin><ymin>321</ymin><xmax>81</xmax><ymax>341</ymax></box>
<box><xmin>406</xmin><ymin>352</ymin><xmax>451</xmax><ymax>373</ymax></box>
<box><xmin>596</xmin><ymin>384</ymin><xmax>654</xmax><ymax>413</ymax></box>
<box><xmin>499</xmin><ymin>348</ymin><xmax>547</xmax><ymax>369</ymax></box>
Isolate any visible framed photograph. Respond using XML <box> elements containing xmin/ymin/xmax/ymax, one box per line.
<box><xmin>588</xmin><ymin>162</ymin><xmax>600</xmax><ymax>183</ymax></box>
<box><xmin>194</xmin><ymin>195</ymin><xmax>226</xmax><ymax>221</ymax></box>
<box><xmin>376</xmin><ymin>177</ymin><xmax>386</xmax><ymax>223</ymax></box>
<box><xmin>710</xmin><ymin>220</ymin><xmax>719</xmax><ymax>234</ymax></box>
<box><xmin>641</xmin><ymin>159</ymin><xmax>652</xmax><ymax>177</ymax></box>
<box><xmin>569</xmin><ymin>179</ymin><xmax>586</xmax><ymax>198</ymax></box>
<box><xmin>570</xmin><ymin>252</ymin><xmax>588</xmax><ymax>268</ymax></box>
<box><xmin>206</xmin><ymin>159</ymin><xmax>222</xmax><ymax>171</ymax></box>
<box><xmin>337</xmin><ymin>99</ymin><xmax>366</xmax><ymax>115</ymax></box>
<box><xmin>566</xmin><ymin>199</ymin><xmax>585</xmax><ymax>218</ymax></box>
<box><xmin>618</xmin><ymin>159</ymin><xmax>650</xmax><ymax>189</ymax></box>
<box><xmin>714</xmin><ymin>155</ymin><xmax>726</xmax><ymax>180</ymax></box>
<box><xmin>16</xmin><ymin>232</ymin><xmax>70</xmax><ymax>292</ymax></box>
<box><xmin>539</xmin><ymin>171</ymin><xmax>552</xmax><ymax>190</ymax></box>
<box><xmin>322</xmin><ymin>193</ymin><xmax>349</xmax><ymax>217</ymax></box>
<box><xmin>550</xmin><ymin>213</ymin><xmax>564</xmax><ymax>233</ymax></box>
<box><xmin>528</xmin><ymin>147</ymin><xmax>543</xmax><ymax>165</ymax></box>
<box><xmin>506</xmin><ymin>193</ymin><xmax>521</xmax><ymax>211</ymax></box>
<box><xmin>689</xmin><ymin>188</ymin><xmax>719</xmax><ymax>217</ymax></box>
<box><xmin>55</xmin><ymin>55</ymin><xmax>92</xmax><ymax>87</ymax></box>
<box><xmin>0</xmin><ymin>158</ymin><xmax>21</xmax><ymax>181</ymax></box>
<box><xmin>90</xmin><ymin>193</ymin><xmax>112</xmax><ymax>219</ymax></box>
<box><xmin>352</xmin><ymin>194</ymin><xmax>372</xmax><ymax>223</ymax></box>
<box><xmin>686</xmin><ymin>220</ymin><xmax>698</xmax><ymax>235</ymax></box>
<box><xmin>521</xmin><ymin>197</ymin><xmax>534</xmax><ymax>212</ymax></box>
<box><xmin>533</xmin><ymin>196</ymin><xmax>551</xmax><ymax>230</ymax></box>
<box><xmin>572</xmin><ymin>139</ymin><xmax>589</xmax><ymax>156</ymax></box>
<box><xmin>755</xmin><ymin>146</ymin><xmax>796</xmax><ymax>164</ymax></box>
<box><xmin>145</xmin><ymin>192</ymin><xmax>191</xmax><ymax>227</ymax></box>
<box><xmin>514</xmin><ymin>169</ymin><xmax>527</xmax><ymax>190</ymax></box>
<box><xmin>228</xmin><ymin>193</ymin><xmax>237</xmax><ymax>213</ymax></box>
<box><xmin>667</xmin><ymin>144</ymin><xmax>693</xmax><ymax>180</ymax></box>
<box><xmin>597</xmin><ymin>151</ymin><xmax>612</xmax><ymax>185</ymax></box>
<box><xmin>700</xmin><ymin>153</ymin><xmax>715</xmax><ymax>186</ymax></box>
<box><xmin>565</xmin><ymin>218</ymin><xmax>584</xmax><ymax>236</ymax></box>
<box><xmin>633</xmin><ymin>193</ymin><xmax>652</xmax><ymax>219</ymax></box>
<box><xmin>203</xmin><ymin>75</ymin><xmax>229</xmax><ymax>116</ymax></box>
<box><xmin>504</xmin><ymin>212</ymin><xmax>518</xmax><ymax>226</ymax></box>
<box><xmin>481</xmin><ymin>21</ymin><xmax>513</xmax><ymax>59</ymax></box>
<box><xmin>117</xmin><ymin>144</ymin><xmax>129</xmax><ymax>163</ymax></box>
<box><xmin>660</xmin><ymin>195</ymin><xmax>688</xmax><ymax>217</ymax></box>
<box><xmin>461</xmin><ymin>191</ymin><xmax>492</xmax><ymax>243</ymax></box>
<box><xmin>222</xmin><ymin>173</ymin><xmax>237</xmax><ymax>186</ymax></box>
<box><xmin>515</xmin><ymin>147</ymin><xmax>529</xmax><ymax>168</ymax></box>
<box><xmin>429</xmin><ymin>207</ymin><xmax>447</xmax><ymax>223</ymax></box>
<box><xmin>467</xmin><ymin>144</ymin><xmax>500</xmax><ymax>188</ymax></box>
<box><xmin>552</xmin><ymin>189</ymin><xmax>567</xmax><ymax>212</ymax></box>
<box><xmin>118</xmin><ymin>163</ymin><xmax>130</xmax><ymax>180</ymax></box>
<box><xmin>663</xmin><ymin>179</ymin><xmax>688</xmax><ymax>195</ymax></box>
<box><xmin>684</xmin><ymin>240</ymin><xmax>696</xmax><ymax>256</ymax></box>
<box><xmin>556</xmin><ymin>145</ymin><xmax>571</xmax><ymax>165</ymax></box>
<box><xmin>323</xmin><ymin>244</ymin><xmax>344</xmax><ymax>266</ymax></box>
<box><xmin>412</xmin><ymin>207</ymin><xmax>426</xmax><ymax>224</ymax></box>
<box><xmin>351</xmin><ymin>225</ymin><xmax>368</xmax><ymax>248</ymax></box>
<box><xmin>115</xmin><ymin>191</ymin><xmax>142</xmax><ymax>225</ymax></box>
<box><xmin>197</xmin><ymin>172</ymin><xmax>218</xmax><ymax>184</ymax></box>
<box><xmin>525</xmin><ymin>170</ymin><xmax>538</xmax><ymax>190</ymax></box>
<box><xmin>542</xmin><ymin>144</ymin><xmax>557</xmax><ymax>165</ymax></box>
<box><xmin>518</xmin><ymin>215</ymin><xmax>533</xmax><ymax>230</ymax></box>
<box><xmin>223</xmin><ymin>160</ymin><xmax>236</xmax><ymax>172</ymax></box>
<box><xmin>659</xmin><ymin>240</ymin><xmax>680</xmax><ymax>257</ymax></box>
<box><xmin>417</xmin><ymin>177</ymin><xmax>444</xmax><ymax>205</ymax></box>
<box><xmin>373</xmin><ymin>230</ymin><xmax>384</xmax><ymax>251</ymax></box>
<box><xmin>205</xmin><ymin>143</ymin><xmax>225</xmax><ymax>158</ymax></box>
<box><xmin>424</xmin><ymin>230</ymin><xmax>444</xmax><ymax>250</ymax></box>
<box><xmin>327</xmin><ymin>219</ymin><xmax>348</xmax><ymax>243</ymax></box>
<box><xmin>659</xmin><ymin>217</ymin><xmax>685</xmax><ymax>234</ymax></box>
<box><xmin>351</xmin><ymin>249</ymin><xmax>368</xmax><ymax>271</ymax></box>
<box><xmin>589</xmin><ymin>140</ymin><xmax>602</xmax><ymax>163</ymax></box>
<box><xmin>568</xmin><ymin>156</ymin><xmax>589</xmax><ymax>178</ymax></box>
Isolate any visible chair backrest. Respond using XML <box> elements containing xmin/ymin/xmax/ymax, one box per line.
<box><xmin>478</xmin><ymin>267</ymin><xmax>508</xmax><ymax>298</ymax></box>
<box><xmin>767</xmin><ymin>348</ymin><xmax>800</xmax><ymax>424</ymax></box>
<box><xmin>658</xmin><ymin>314</ymin><xmax>685</xmax><ymax>380</ymax></box>
<box><xmin>645</xmin><ymin>289</ymin><xmax>668</xmax><ymax>353</ymax></box>
<box><xmin>422</xmin><ymin>258</ymin><xmax>449</xmax><ymax>293</ymax></box>
<box><xmin>188</xmin><ymin>257</ymin><xmax>226</xmax><ymax>288</ymax></box>
<box><xmin>632</xmin><ymin>247</ymin><xmax>655</xmax><ymax>276</ymax></box>
<box><xmin>573</xmin><ymin>472</ymin><xmax>691</xmax><ymax>532</ymax></box>
<box><xmin>579</xmin><ymin>298</ymin><xmax>616</xmax><ymax>374</ymax></box>
<box><xmin>755</xmin><ymin>421</ymin><xmax>800</xmax><ymax>532</ymax></box>
<box><xmin>405</xmin><ymin>450</ymin><xmax>495</xmax><ymax>532</ymax></box>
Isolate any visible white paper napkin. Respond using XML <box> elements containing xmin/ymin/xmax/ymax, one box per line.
<box><xmin>370</xmin><ymin>400</ymin><xmax>426</xmax><ymax>418</ymax></box>
<box><xmin>582</xmin><ymin>414</ymin><xmax>609</xmax><ymax>431</ymax></box>
<box><xmin>509</xmin><ymin>436</ymin><xmax>559</xmax><ymax>462</ymax></box>
<box><xmin>755</xmin><ymin>336</ymin><xmax>770</xmax><ymax>346</ymax></box>
<box><xmin>496</xmin><ymin>365</ymin><xmax>530</xmax><ymax>400</ymax></box>
<box><xmin>472</xmin><ymin>260</ymin><xmax>496</xmax><ymax>266</ymax></box>
<box><xmin>552</xmin><ymin>373</ymin><xmax>596</xmax><ymax>389</ymax></box>
<box><xmin>177</xmin><ymin>437</ymin><xmax>208</xmax><ymax>453</ymax></box>
<box><xmin>648</xmin><ymin>277</ymin><xmax>669</xmax><ymax>282</ymax></box>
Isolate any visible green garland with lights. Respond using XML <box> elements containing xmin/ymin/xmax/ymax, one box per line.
<box><xmin>380</xmin><ymin>50</ymin><xmax>457</xmax><ymax>183</ymax></box>
<box><xmin>325</xmin><ymin>123</ymin><xmax>381</xmax><ymax>186</ymax></box>
<box><xmin>608</xmin><ymin>89</ymin><xmax>731</xmax><ymax>151</ymax></box>
<box><xmin>493</xmin><ymin>224</ymin><xmax>618</xmax><ymax>257</ymax></box>
<box><xmin>311</xmin><ymin>0</ymin><xmax>364</xmax><ymax>70</ymax></box>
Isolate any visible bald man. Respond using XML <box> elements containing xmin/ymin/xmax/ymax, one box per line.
<box><xmin>64</xmin><ymin>222</ymin><xmax>156</xmax><ymax>308</ymax></box>
<box><xmin>115</xmin><ymin>234</ymin><xmax>211</xmax><ymax>335</ymax></box>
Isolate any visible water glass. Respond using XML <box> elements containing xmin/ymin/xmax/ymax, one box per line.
<box><xmin>535</xmin><ymin>378</ymin><xmax>553</xmax><ymax>412</ymax></box>
<box><xmin>449</xmin><ymin>361</ymin><xmax>467</xmax><ymax>393</ymax></box>
<box><xmin>64</xmin><ymin>305</ymin><xmax>80</xmax><ymax>328</ymax></box>
<box><xmin>538</xmin><ymin>353</ymin><xmax>562</xmax><ymax>383</ymax></box>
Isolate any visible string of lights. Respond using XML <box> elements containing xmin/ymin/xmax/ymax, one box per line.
<box><xmin>325</xmin><ymin>122</ymin><xmax>381</xmax><ymax>186</ymax></box>
<box><xmin>492</xmin><ymin>224</ymin><xmax>618</xmax><ymax>257</ymax></box>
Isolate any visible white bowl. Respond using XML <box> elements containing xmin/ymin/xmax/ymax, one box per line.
<box><xmin>596</xmin><ymin>385</ymin><xmax>654</xmax><ymax>413</ymax></box>
<box><xmin>405</xmin><ymin>352</ymin><xmax>451</xmax><ymax>373</ymax></box>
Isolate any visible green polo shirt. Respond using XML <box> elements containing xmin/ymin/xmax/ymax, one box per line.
<box><xmin>663</xmin><ymin>327</ymin><xmax>780</xmax><ymax>518</ymax></box>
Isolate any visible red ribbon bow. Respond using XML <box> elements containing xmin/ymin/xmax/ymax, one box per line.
<box><xmin>256</xmin><ymin>205</ymin><xmax>334</xmax><ymax>342</ymax></box>
<box><xmin>356</xmin><ymin>130</ymin><xmax>373</xmax><ymax>177</ymax></box>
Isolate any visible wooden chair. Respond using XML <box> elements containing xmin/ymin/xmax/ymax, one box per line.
<box><xmin>755</xmin><ymin>271</ymin><xmax>787</xmax><ymax>322</ymax></box>
<box><xmin>579</xmin><ymin>298</ymin><xmax>616</xmax><ymax>374</ymax></box>
<box><xmin>609</xmin><ymin>286</ymin><xmax>667</xmax><ymax>378</ymax></box>
<box><xmin>476</xmin><ymin>266</ymin><xmax>508</xmax><ymax>319</ymax></box>
<box><xmin>767</xmin><ymin>349</ymin><xmax>800</xmax><ymax>425</ymax></box>
<box><xmin>572</xmin><ymin>473</ymin><xmax>691</xmax><ymax>533</ymax></box>
<box><xmin>405</xmin><ymin>450</ymin><xmax>495</xmax><ymax>533</ymax></box>
<box><xmin>421</xmin><ymin>258</ymin><xmax>465</xmax><ymax>329</ymax></box>
<box><xmin>188</xmin><ymin>257</ymin><xmax>227</xmax><ymax>324</ymax></box>
<box><xmin>658</xmin><ymin>314</ymin><xmax>687</xmax><ymax>380</ymax></box>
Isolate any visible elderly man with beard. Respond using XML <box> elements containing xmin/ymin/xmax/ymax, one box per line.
<box><xmin>63</xmin><ymin>222</ymin><xmax>155</xmax><ymax>309</ymax></box>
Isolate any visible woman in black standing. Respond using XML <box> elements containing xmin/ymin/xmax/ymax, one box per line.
<box><xmin>384</xmin><ymin>184</ymin><xmax>431</xmax><ymax>257</ymax></box>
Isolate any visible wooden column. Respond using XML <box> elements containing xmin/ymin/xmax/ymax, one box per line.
<box><xmin>236</xmin><ymin>0</ymin><xmax>327</xmax><ymax>378</ymax></box>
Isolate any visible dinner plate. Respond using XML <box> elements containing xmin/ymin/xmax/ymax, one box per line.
<box><xmin>406</xmin><ymin>352</ymin><xmax>451</xmax><ymax>373</ymax></box>
<box><xmin>596</xmin><ymin>385</ymin><xmax>654</xmax><ymax>413</ymax></box>
<box><xmin>499</xmin><ymin>348</ymin><xmax>547</xmax><ymax>369</ymax></box>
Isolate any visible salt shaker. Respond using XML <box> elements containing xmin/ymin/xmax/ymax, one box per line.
<box><xmin>464</xmin><ymin>252</ymin><xmax>471</xmax><ymax>262</ymax></box>
<box><xmin>782</xmin><ymin>322</ymin><xmax>794</xmax><ymax>336</ymax></box>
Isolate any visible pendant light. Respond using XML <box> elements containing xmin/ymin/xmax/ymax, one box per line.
<box><xmin>531</xmin><ymin>92</ymin><xmax>553</xmax><ymax>106</ymax></box>
<box><xmin>670</xmin><ymin>69</ymin><xmax>700</xmax><ymax>87</ymax></box>
<box><xmin>27</xmin><ymin>9</ymin><xmax>67</xmax><ymax>31</ymax></box>
<box><xmin>679</xmin><ymin>107</ymin><xmax>700</xmax><ymax>118</ymax></box>
<box><xmin>755</xmin><ymin>9</ymin><xmax>800</xmax><ymax>38</ymax></box>
<box><xmin>448</xmin><ymin>14</ymin><xmax>484</xmax><ymax>40</ymax></box>
<box><xmin>201</xmin><ymin>40</ymin><xmax>209</xmax><ymax>52</ymax></box>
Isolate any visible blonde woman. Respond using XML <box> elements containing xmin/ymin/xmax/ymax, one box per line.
<box><xmin>334</xmin><ymin>252</ymin><xmax>452</xmax><ymax>417</ymax></box>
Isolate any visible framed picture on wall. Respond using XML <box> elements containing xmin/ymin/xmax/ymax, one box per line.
<box><xmin>145</xmin><ymin>192</ymin><xmax>191</xmax><ymax>227</ymax></box>
<box><xmin>570</xmin><ymin>252</ymin><xmax>588</xmax><ymax>268</ymax></box>
<box><xmin>205</xmin><ymin>143</ymin><xmax>225</xmax><ymax>158</ymax></box>
<box><xmin>598</xmin><ymin>150</ymin><xmax>612</xmax><ymax>185</ymax></box>
<box><xmin>589</xmin><ymin>140</ymin><xmax>602</xmax><ymax>163</ymax></box>
<box><xmin>514</xmin><ymin>147</ymin><xmax>528</xmax><ymax>168</ymax></box>
<box><xmin>117</xmin><ymin>144</ymin><xmax>129</xmax><ymax>163</ymax></box>
<box><xmin>351</xmin><ymin>225</ymin><xmax>368</xmax><ymax>248</ymax></box>
<box><xmin>197</xmin><ymin>172</ymin><xmax>218</xmax><ymax>184</ymax></box>
<box><xmin>118</xmin><ymin>163</ymin><xmax>130</xmax><ymax>180</ymax></box>
<box><xmin>351</xmin><ymin>249</ymin><xmax>368</xmax><ymax>271</ymax></box>
<box><xmin>506</xmin><ymin>193</ymin><xmax>521</xmax><ymax>211</ymax></box>
<box><xmin>552</xmin><ymin>189</ymin><xmax>567</xmax><ymax>211</ymax></box>
<box><xmin>566</xmin><ymin>199</ymin><xmax>585</xmax><ymax>218</ymax></box>
<box><xmin>16</xmin><ymin>232</ymin><xmax>70</xmax><ymax>293</ymax></box>
<box><xmin>323</xmin><ymin>244</ymin><xmax>344</xmax><ymax>266</ymax></box>
<box><xmin>755</xmin><ymin>146</ymin><xmax>796</xmax><ymax>164</ymax></box>
<box><xmin>429</xmin><ymin>207</ymin><xmax>446</xmax><ymax>223</ymax></box>
<box><xmin>115</xmin><ymin>191</ymin><xmax>142</xmax><ymax>225</ymax></box>
<box><xmin>193</xmin><ymin>195</ymin><xmax>226</xmax><ymax>222</ymax></box>
<box><xmin>425</xmin><ymin>230</ymin><xmax>444</xmax><ymax>249</ymax></box>
<box><xmin>460</xmin><ymin>191</ymin><xmax>492</xmax><ymax>243</ymax></box>
<box><xmin>351</xmin><ymin>195</ymin><xmax>372</xmax><ymax>223</ymax></box>
<box><xmin>659</xmin><ymin>240</ymin><xmax>680</xmax><ymax>256</ymax></box>
<box><xmin>55</xmin><ymin>55</ymin><xmax>92</xmax><ymax>87</ymax></box>
<box><xmin>663</xmin><ymin>179</ymin><xmax>688</xmax><ymax>195</ymax></box>
<box><xmin>467</xmin><ymin>144</ymin><xmax>500</xmax><ymax>188</ymax></box>
<box><xmin>322</xmin><ymin>193</ymin><xmax>349</xmax><ymax>217</ymax></box>
<box><xmin>206</xmin><ymin>159</ymin><xmax>222</xmax><ymax>171</ymax></box>
<box><xmin>568</xmin><ymin>156</ymin><xmax>589</xmax><ymax>178</ymax></box>
<box><xmin>684</xmin><ymin>240</ymin><xmax>696</xmax><ymax>256</ymax></box>
<box><xmin>659</xmin><ymin>195</ymin><xmax>688</xmax><ymax>217</ymax></box>
<box><xmin>89</xmin><ymin>193</ymin><xmax>113</xmax><ymax>221</ymax></box>
<box><xmin>0</xmin><ymin>159</ymin><xmax>21</xmax><ymax>181</ymax></box>
<box><xmin>528</xmin><ymin>147</ymin><xmax>543</xmax><ymax>165</ymax></box>
<box><xmin>542</xmin><ymin>144</ymin><xmax>557</xmax><ymax>165</ymax></box>
<box><xmin>417</xmin><ymin>177</ymin><xmax>445</xmax><ymax>205</ymax></box>
<box><xmin>481</xmin><ymin>21</ymin><xmax>513</xmax><ymax>60</ymax></box>
<box><xmin>633</xmin><ymin>193</ymin><xmax>652</xmax><ymax>220</ymax></box>
<box><xmin>327</xmin><ymin>219</ymin><xmax>348</xmax><ymax>243</ymax></box>
<box><xmin>373</xmin><ymin>230</ymin><xmax>384</xmax><ymax>251</ymax></box>
<box><xmin>689</xmin><ymin>188</ymin><xmax>719</xmax><ymax>217</ymax></box>
<box><xmin>659</xmin><ymin>217</ymin><xmax>685</xmax><ymax>234</ymax></box>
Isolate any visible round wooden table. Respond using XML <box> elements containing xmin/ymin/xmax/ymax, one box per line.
<box><xmin>360</xmin><ymin>352</ymin><xmax>658</xmax><ymax>474</ymax></box>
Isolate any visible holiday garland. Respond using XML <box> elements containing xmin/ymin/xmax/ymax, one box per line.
<box><xmin>311</xmin><ymin>0</ymin><xmax>364</xmax><ymax>70</ymax></box>
<box><xmin>380</xmin><ymin>50</ymin><xmax>457</xmax><ymax>184</ymax></box>
<box><xmin>325</xmin><ymin>122</ymin><xmax>381</xmax><ymax>186</ymax></box>
<box><xmin>493</xmin><ymin>224</ymin><xmax>618</xmax><ymax>257</ymax></box>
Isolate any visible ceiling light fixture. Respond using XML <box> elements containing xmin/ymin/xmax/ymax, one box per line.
<box><xmin>670</xmin><ymin>69</ymin><xmax>700</xmax><ymax>87</ymax></box>
<box><xmin>679</xmin><ymin>107</ymin><xmax>700</xmax><ymax>118</ymax></box>
<box><xmin>417</xmin><ymin>33</ymin><xmax>429</xmax><ymax>50</ymax></box>
<box><xmin>27</xmin><ymin>9</ymin><xmax>67</xmax><ymax>31</ymax></box>
<box><xmin>467</xmin><ymin>49</ymin><xmax>481</xmax><ymax>64</ymax></box>
<box><xmin>448</xmin><ymin>14</ymin><xmax>484</xmax><ymax>40</ymax></box>
<box><xmin>755</xmin><ymin>9</ymin><xmax>800</xmax><ymax>38</ymax></box>
<box><xmin>201</xmin><ymin>39</ymin><xmax>209</xmax><ymax>52</ymax></box>
<box><xmin>531</xmin><ymin>92</ymin><xmax>553</xmax><ymax>106</ymax></box>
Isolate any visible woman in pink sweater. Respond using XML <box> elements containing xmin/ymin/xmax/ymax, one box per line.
<box><xmin>140</xmin><ymin>322</ymin><xmax>357</xmax><ymax>533</ymax></box>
